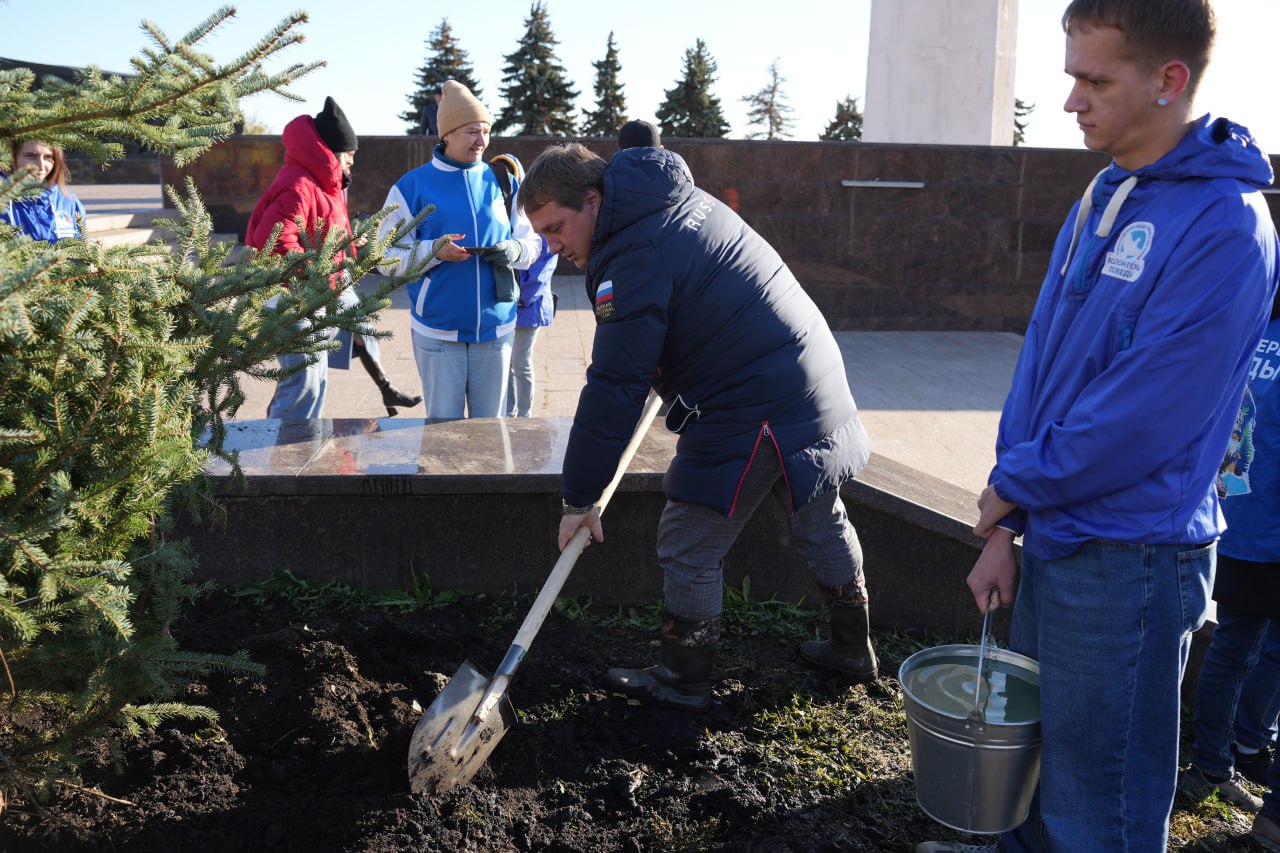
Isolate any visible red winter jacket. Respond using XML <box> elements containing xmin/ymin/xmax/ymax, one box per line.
<box><xmin>245</xmin><ymin>114</ymin><xmax>351</xmax><ymax>287</ymax></box>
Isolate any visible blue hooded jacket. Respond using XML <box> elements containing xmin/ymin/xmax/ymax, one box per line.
<box><xmin>561</xmin><ymin>148</ymin><xmax>871</xmax><ymax>515</ymax></box>
<box><xmin>992</xmin><ymin>115</ymin><xmax>1280</xmax><ymax>560</ymax></box>
<box><xmin>1</xmin><ymin>183</ymin><xmax>85</xmax><ymax>243</ymax></box>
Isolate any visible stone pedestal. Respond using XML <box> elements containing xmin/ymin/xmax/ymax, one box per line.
<box><xmin>863</xmin><ymin>0</ymin><xmax>1020</xmax><ymax>145</ymax></box>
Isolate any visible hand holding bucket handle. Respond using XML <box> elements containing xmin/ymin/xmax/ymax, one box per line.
<box><xmin>967</xmin><ymin>525</ymin><xmax>1017</xmax><ymax>612</ymax></box>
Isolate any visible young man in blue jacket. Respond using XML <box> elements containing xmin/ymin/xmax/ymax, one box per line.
<box><xmin>519</xmin><ymin>142</ymin><xmax>877</xmax><ymax>709</ymax></box>
<box><xmin>921</xmin><ymin>1</ymin><xmax>1280</xmax><ymax>851</ymax></box>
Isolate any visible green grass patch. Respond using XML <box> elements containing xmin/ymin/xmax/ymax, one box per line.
<box><xmin>721</xmin><ymin>576</ymin><xmax>822</xmax><ymax>641</ymax></box>
<box><xmin>739</xmin><ymin>689</ymin><xmax>910</xmax><ymax>795</ymax></box>
<box><xmin>232</xmin><ymin>569</ymin><xmax>469</xmax><ymax>613</ymax></box>
<box><xmin>555</xmin><ymin>576</ymin><xmax>824</xmax><ymax>639</ymax></box>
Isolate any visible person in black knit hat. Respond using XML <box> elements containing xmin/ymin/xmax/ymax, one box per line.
<box><xmin>617</xmin><ymin>119</ymin><xmax>662</xmax><ymax>150</ymax></box>
<box><xmin>246</xmin><ymin>96</ymin><xmax>421</xmax><ymax>417</ymax></box>
<box><xmin>314</xmin><ymin>96</ymin><xmax>359</xmax><ymax>156</ymax></box>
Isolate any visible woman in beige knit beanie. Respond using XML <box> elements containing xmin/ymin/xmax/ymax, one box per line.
<box><xmin>436</xmin><ymin>80</ymin><xmax>493</xmax><ymax>141</ymax></box>
<box><xmin>377</xmin><ymin>80</ymin><xmax>543</xmax><ymax>419</ymax></box>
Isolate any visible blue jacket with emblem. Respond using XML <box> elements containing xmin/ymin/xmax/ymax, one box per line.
<box><xmin>1217</xmin><ymin>311</ymin><xmax>1280</xmax><ymax>564</ymax></box>
<box><xmin>562</xmin><ymin>148</ymin><xmax>871</xmax><ymax>516</ymax></box>
<box><xmin>991</xmin><ymin>115</ymin><xmax>1280</xmax><ymax>560</ymax></box>
<box><xmin>379</xmin><ymin>145</ymin><xmax>541</xmax><ymax>343</ymax></box>
<box><xmin>1</xmin><ymin>182</ymin><xmax>85</xmax><ymax>243</ymax></box>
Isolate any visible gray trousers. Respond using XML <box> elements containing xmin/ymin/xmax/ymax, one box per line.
<box><xmin>657</xmin><ymin>447</ymin><xmax>866</xmax><ymax>622</ymax></box>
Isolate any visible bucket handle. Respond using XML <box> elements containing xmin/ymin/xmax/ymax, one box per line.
<box><xmin>969</xmin><ymin>589</ymin><xmax>998</xmax><ymax>724</ymax></box>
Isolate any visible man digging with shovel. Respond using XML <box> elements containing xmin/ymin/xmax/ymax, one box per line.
<box><xmin>519</xmin><ymin>143</ymin><xmax>877</xmax><ymax>709</ymax></box>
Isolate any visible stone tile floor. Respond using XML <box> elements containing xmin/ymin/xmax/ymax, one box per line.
<box><xmin>78</xmin><ymin>184</ymin><xmax>1020</xmax><ymax>500</ymax></box>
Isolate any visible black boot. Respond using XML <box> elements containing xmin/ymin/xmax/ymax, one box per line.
<box><xmin>800</xmin><ymin>585</ymin><xmax>878</xmax><ymax>683</ymax></box>
<box><xmin>606</xmin><ymin>612</ymin><xmax>718</xmax><ymax>709</ymax></box>
<box><xmin>353</xmin><ymin>340</ymin><xmax>422</xmax><ymax>416</ymax></box>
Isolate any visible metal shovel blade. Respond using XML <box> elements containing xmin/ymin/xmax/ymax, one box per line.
<box><xmin>407</xmin><ymin>659</ymin><xmax>516</xmax><ymax>795</ymax></box>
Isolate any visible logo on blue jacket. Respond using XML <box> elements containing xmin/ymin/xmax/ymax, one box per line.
<box><xmin>1218</xmin><ymin>386</ymin><xmax>1256</xmax><ymax>498</ymax></box>
<box><xmin>1103</xmin><ymin>221</ymin><xmax>1155</xmax><ymax>283</ymax></box>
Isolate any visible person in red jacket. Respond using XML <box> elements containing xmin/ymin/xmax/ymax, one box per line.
<box><xmin>247</xmin><ymin>96</ymin><xmax>421</xmax><ymax>418</ymax></box>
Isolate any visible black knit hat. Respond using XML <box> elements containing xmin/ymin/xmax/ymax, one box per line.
<box><xmin>618</xmin><ymin>119</ymin><xmax>661</xmax><ymax>149</ymax></box>
<box><xmin>314</xmin><ymin>96</ymin><xmax>358</xmax><ymax>153</ymax></box>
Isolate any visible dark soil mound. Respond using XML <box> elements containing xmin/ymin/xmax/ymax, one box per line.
<box><xmin>0</xmin><ymin>589</ymin><xmax>1259</xmax><ymax>852</ymax></box>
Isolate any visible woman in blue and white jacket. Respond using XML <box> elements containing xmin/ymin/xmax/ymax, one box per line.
<box><xmin>2</xmin><ymin>140</ymin><xmax>85</xmax><ymax>243</ymax></box>
<box><xmin>378</xmin><ymin>81</ymin><xmax>540</xmax><ymax>419</ymax></box>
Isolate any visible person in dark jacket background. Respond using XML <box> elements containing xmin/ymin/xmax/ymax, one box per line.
<box><xmin>418</xmin><ymin>85</ymin><xmax>442</xmax><ymax>137</ymax></box>
<box><xmin>519</xmin><ymin>142</ymin><xmax>876</xmax><ymax>709</ymax></box>
<box><xmin>247</xmin><ymin>96</ymin><xmax>421</xmax><ymax>418</ymax></box>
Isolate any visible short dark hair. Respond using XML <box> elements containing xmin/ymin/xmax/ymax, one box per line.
<box><xmin>1062</xmin><ymin>0</ymin><xmax>1215</xmax><ymax>97</ymax></box>
<box><xmin>518</xmin><ymin>143</ymin><xmax>608</xmax><ymax>214</ymax></box>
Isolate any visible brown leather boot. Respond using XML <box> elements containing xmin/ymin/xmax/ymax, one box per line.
<box><xmin>800</xmin><ymin>584</ymin><xmax>878</xmax><ymax>683</ymax></box>
<box><xmin>606</xmin><ymin>611</ymin><xmax>718</xmax><ymax>709</ymax></box>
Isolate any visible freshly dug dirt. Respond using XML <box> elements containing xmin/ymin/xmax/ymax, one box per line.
<box><xmin>0</xmin><ymin>589</ymin><xmax>1261</xmax><ymax>852</ymax></box>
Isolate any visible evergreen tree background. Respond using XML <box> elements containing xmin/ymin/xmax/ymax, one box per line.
<box><xmin>0</xmin><ymin>8</ymin><xmax>432</xmax><ymax>794</ymax></box>
<box><xmin>580</xmin><ymin>32</ymin><xmax>626</xmax><ymax>138</ymax></box>
<box><xmin>399</xmin><ymin>19</ymin><xmax>485</xmax><ymax>135</ymax></box>
<box><xmin>655</xmin><ymin>39</ymin><xmax>729</xmax><ymax>139</ymax></box>
<box><xmin>819</xmin><ymin>95</ymin><xmax>863</xmax><ymax>141</ymax></box>
<box><xmin>1013</xmin><ymin>98</ymin><xmax>1035</xmax><ymax>146</ymax></box>
<box><xmin>493</xmin><ymin>2</ymin><xmax>579</xmax><ymax>136</ymax></box>
<box><xmin>741</xmin><ymin>58</ymin><xmax>794</xmax><ymax>140</ymax></box>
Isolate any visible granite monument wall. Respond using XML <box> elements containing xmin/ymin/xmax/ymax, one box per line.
<box><xmin>160</xmin><ymin>135</ymin><xmax>1280</xmax><ymax>332</ymax></box>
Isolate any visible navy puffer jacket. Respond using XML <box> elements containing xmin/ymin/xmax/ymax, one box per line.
<box><xmin>562</xmin><ymin>148</ymin><xmax>870</xmax><ymax>516</ymax></box>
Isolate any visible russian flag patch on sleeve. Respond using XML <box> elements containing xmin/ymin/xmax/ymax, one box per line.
<box><xmin>593</xmin><ymin>280</ymin><xmax>615</xmax><ymax>321</ymax></box>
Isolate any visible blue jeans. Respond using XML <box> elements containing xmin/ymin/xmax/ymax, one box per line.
<box><xmin>268</xmin><ymin>350</ymin><xmax>327</xmax><ymax>419</ymax></box>
<box><xmin>267</xmin><ymin>286</ymin><xmax>367</xmax><ymax>419</ymax></box>
<box><xmin>1003</xmin><ymin>540</ymin><xmax>1214</xmax><ymax>853</ymax></box>
<box><xmin>1188</xmin><ymin>601</ymin><xmax>1280</xmax><ymax>777</ymax></box>
<box><xmin>411</xmin><ymin>331</ymin><xmax>511</xmax><ymax>419</ymax></box>
<box><xmin>506</xmin><ymin>325</ymin><xmax>540</xmax><ymax>417</ymax></box>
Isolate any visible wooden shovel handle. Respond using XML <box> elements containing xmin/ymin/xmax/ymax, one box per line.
<box><xmin>495</xmin><ymin>390</ymin><xmax>663</xmax><ymax>676</ymax></box>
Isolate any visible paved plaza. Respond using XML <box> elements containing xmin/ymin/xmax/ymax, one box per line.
<box><xmin>77</xmin><ymin>183</ymin><xmax>1022</xmax><ymax>501</ymax></box>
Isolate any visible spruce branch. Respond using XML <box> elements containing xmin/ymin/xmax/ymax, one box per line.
<box><xmin>0</xmin><ymin>8</ymin><xmax>322</xmax><ymax>167</ymax></box>
<box><xmin>0</xmin><ymin>7</ymin><xmax>443</xmax><ymax>800</ymax></box>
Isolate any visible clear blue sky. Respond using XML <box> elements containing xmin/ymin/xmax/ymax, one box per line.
<box><xmin>1</xmin><ymin>0</ymin><xmax>1277</xmax><ymax>152</ymax></box>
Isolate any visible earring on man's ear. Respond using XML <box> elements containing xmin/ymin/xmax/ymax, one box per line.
<box><xmin>1157</xmin><ymin>97</ymin><xmax>1169</xmax><ymax>106</ymax></box>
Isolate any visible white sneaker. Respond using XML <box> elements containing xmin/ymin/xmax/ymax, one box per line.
<box><xmin>915</xmin><ymin>842</ymin><xmax>999</xmax><ymax>853</ymax></box>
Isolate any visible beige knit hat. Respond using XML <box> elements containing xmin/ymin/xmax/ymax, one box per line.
<box><xmin>436</xmin><ymin>80</ymin><xmax>492</xmax><ymax>138</ymax></box>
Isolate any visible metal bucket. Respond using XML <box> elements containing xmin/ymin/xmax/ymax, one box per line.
<box><xmin>899</xmin><ymin>644</ymin><xmax>1041</xmax><ymax>834</ymax></box>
